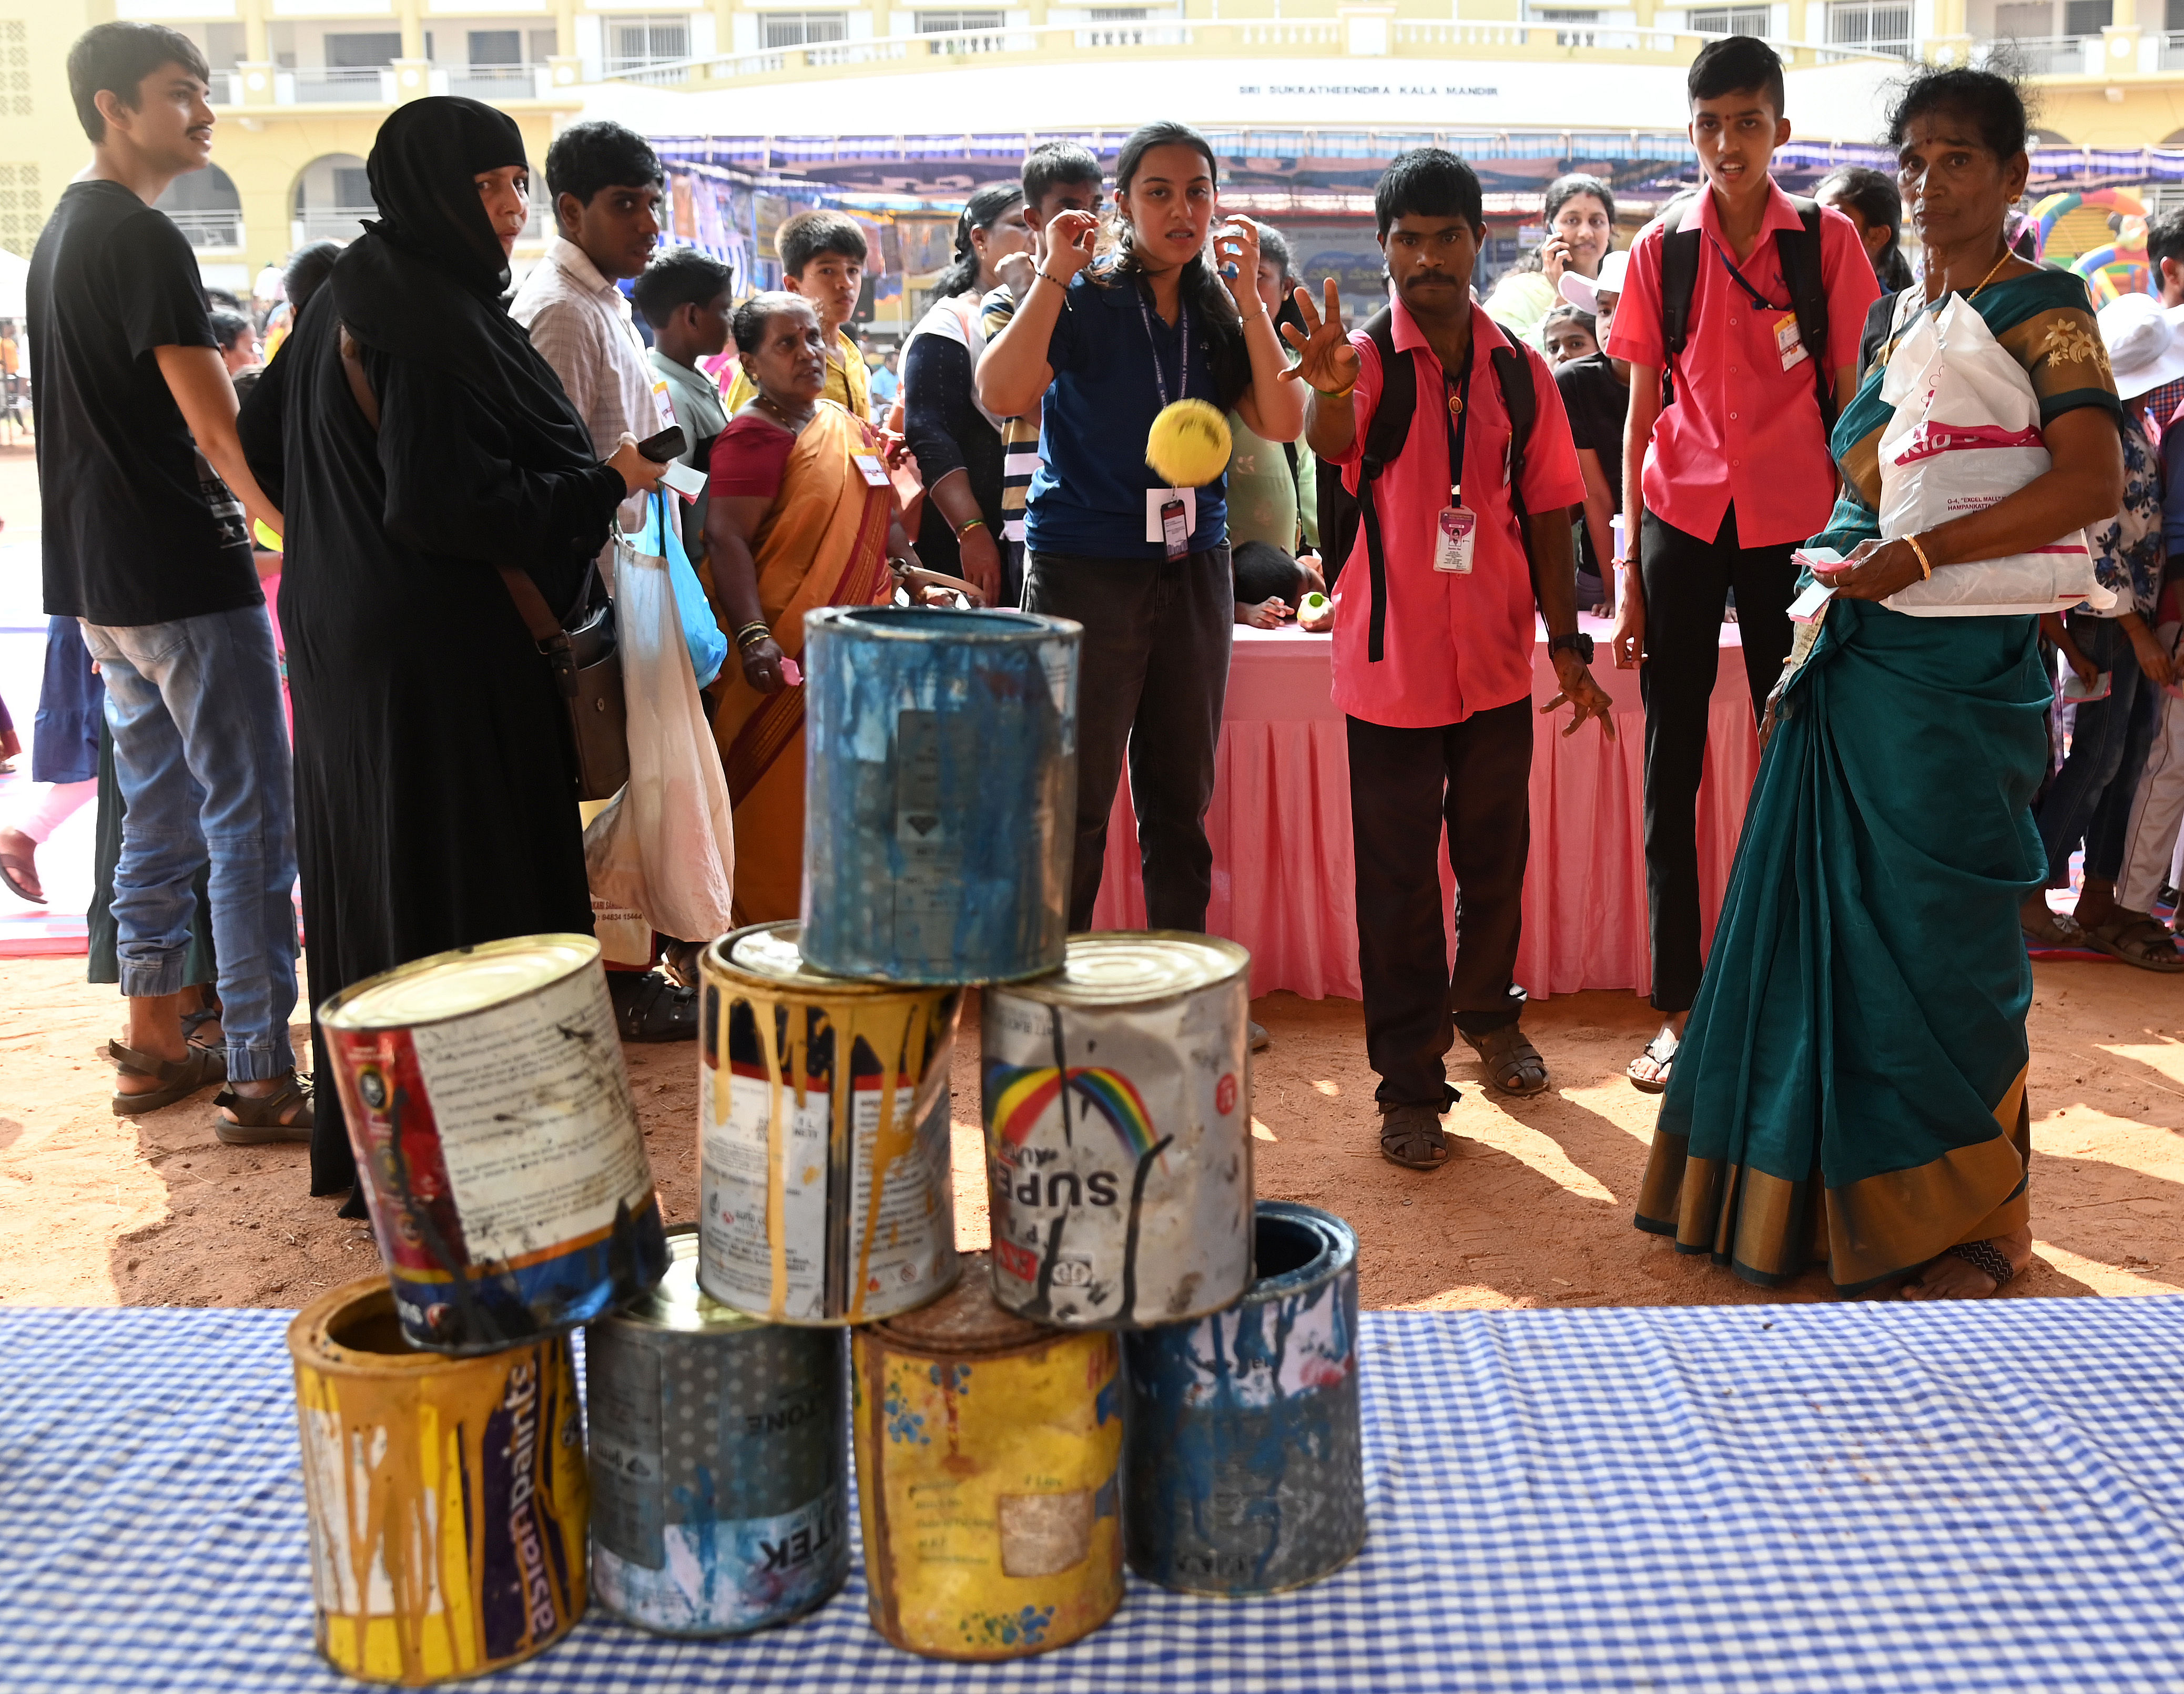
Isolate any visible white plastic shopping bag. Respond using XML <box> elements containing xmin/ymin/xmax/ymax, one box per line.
<box><xmin>1874</xmin><ymin>291</ymin><xmax>2114</xmax><ymax>617</ymax></box>
<box><xmin>583</xmin><ymin>512</ymin><xmax>737</xmax><ymax>946</ymax></box>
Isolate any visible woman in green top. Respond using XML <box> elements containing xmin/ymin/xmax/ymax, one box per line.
<box><xmin>1225</xmin><ymin>222</ymin><xmax>1318</xmax><ymax>556</ymax></box>
<box><xmin>1634</xmin><ymin>66</ymin><xmax>2125</xmax><ymax>1299</ymax></box>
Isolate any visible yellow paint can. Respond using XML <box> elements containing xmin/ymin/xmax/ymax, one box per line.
<box><xmin>851</xmin><ymin>1251</ymin><xmax>1124</xmax><ymax>1659</ymax></box>
<box><xmin>287</xmin><ymin>1275</ymin><xmax>589</xmax><ymax>1684</ymax></box>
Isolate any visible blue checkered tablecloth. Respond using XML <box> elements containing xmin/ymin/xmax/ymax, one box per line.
<box><xmin>7</xmin><ymin>1297</ymin><xmax>2184</xmax><ymax>1692</ymax></box>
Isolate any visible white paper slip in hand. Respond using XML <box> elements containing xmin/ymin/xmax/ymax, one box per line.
<box><xmin>1786</xmin><ymin>582</ymin><xmax>1836</xmax><ymax>624</ymax></box>
<box><xmin>657</xmin><ymin>459</ymin><xmax>708</xmax><ymax>503</ymax></box>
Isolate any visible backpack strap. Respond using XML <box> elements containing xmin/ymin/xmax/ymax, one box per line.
<box><xmin>1657</xmin><ymin>192</ymin><xmax>1702</xmax><ymax>411</ymax></box>
<box><xmin>1776</xmin><ymin>196</ymin><xmax>1838</xmax><ymax>438</ymax></box>
<box><xmin>1352</xmin><ymin>305</ymin><xmax>1414</xmax><ymax>664</ymax></box>
<box><xmin>1489</xmin><ymin>342</ymin><xmax>1539</xmax><ymax>586</ymax></box>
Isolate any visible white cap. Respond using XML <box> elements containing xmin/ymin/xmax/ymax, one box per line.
<box><xmin>1559</xmin><ymin>248</ymin><xmax>1630</xmax><ymax>314</ymax></box>
<box><xmin>2096</xmin><ymin>290</ymin><xmax>2184</xmax><ymax>402</ymax></box>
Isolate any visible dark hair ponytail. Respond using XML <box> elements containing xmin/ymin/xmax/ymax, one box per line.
<box><xmin>932</xmin><ymin>182</ymin><xmax>1025</xmax><ymax>300</ymax></box>
<box><xmin>1105</xmin><ymin>119</ymin><xmax>1250</xmax><ymax>411</ymax></box>
<box><xmin>1816</xmin><ymin>166</ymin><xmax>1913</xmax><ymax>292</ymax></box>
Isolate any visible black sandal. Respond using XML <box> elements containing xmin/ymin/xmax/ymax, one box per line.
<box><xmin>1462</xmin><ymin>1025</ymin><xmax>1550</xmax><ymax>1097</ymax></box>
<box><xmin>108</xmin><ymin>1039</ymin><xmax>226</xmax><ymax>1116</ymax></box>
<box><xmin>1379</xmin><ymin>1105</ymin><xmax>1450</xmax><ymax>1171</ymax></box>
<box><xmin>1627</xmin><ymin>1030</ymin><xmax>1679</xmax><ymax>1095</ymax></box>
<box><xmin>610</xmin><ymin>971</ymin><xmax>702</xmax><ymax>1042</ymax></box>
<box><xmin>215</xmin><ymin>1072</ymin><xmax>314</xmax><ymax>1145</ymax></box>
<box><xmin>180</xmin><ymin>999</ymin><xmax>225</xmax><ymax>1053</ymax></box>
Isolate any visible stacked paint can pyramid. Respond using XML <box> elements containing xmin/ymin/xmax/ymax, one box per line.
<box><xmin>287</xmin><ymin>605</ymin><xmax>1365</xmax><ymax>1684</ymax></box>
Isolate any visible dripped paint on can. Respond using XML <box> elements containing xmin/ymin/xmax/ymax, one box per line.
<box><xmin>1122</xmin><ymin>1201</ymin><xmax>1365</xmax><ymax>1596</ymax></box>
<box><xmin>698</xmin><ymin>922</ymin><xmax>960</xmax><ymax>1324</ymax></box>
<box><xmin>800</xmin><ymin>605</ymin><xmax>1079</xmax><ymax>985</ymax></box>
<box><xmin>982</xmin><ymin>933</ymin><xmax>1254</xmax><ymax>1328</ymax></box>
<box><xmin>288</xmin><ymin>1274</ymin><xmax>588</xmax><ymax>1684</ymax></box>
<box><xmin>586</xmin><ymin>1226</ymin><xmax>848</xmax><ymax>1635</ymax></box>
<box><xmin>852</xmin><ymin>1251</ymin><xmax>1124</xmax><ymax>1659</ymax></box>
<box><xmin>319</xmin><ymin>934</ymin><xmax>670</xmax><ymax>1354</ymax></box>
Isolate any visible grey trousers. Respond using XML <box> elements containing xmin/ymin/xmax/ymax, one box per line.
<box><xmin>1023</xmin><ymin>546</ymin><xmax>1233</xmax><ymax>932</ymax></box>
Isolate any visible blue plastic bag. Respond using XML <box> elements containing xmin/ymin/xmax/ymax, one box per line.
<box><xmin>645</xmin><ymin>493</ymin><xmax>727</xmax><ymax>688</ymax></box>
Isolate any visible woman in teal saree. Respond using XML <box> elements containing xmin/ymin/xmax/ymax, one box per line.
<box><xmin>1634</xmin><ymin>66</ymin><xmax>2125</xmax><ymax>1299</ymax></box>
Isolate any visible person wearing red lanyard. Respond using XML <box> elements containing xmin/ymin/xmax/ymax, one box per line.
<box><xmin>1287</xmin><ymin>148</ymin><xmax>1614</xmax><ymax>1172</ymax></box>
<box><xmin>1606</xmin><ymin>36</ymin><xmax>1878</xmax><ymax>1096</ymax></box>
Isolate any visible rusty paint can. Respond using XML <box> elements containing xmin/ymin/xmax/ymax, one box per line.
<box><xmin>800</xmin><ymin>604</ymin><xmax>1079</xmax><ymax>985</ymax></box>
<box><xmin>1122</xmin><ymin>1200</ymin><xmax>1365</xmax><ymax>1596</ymax></box>
<box><xmin>288</xmin><ymin>1273</ymin><xmax>588</xmax><ymax>1684</ymax></box>
<box><xmin>585</xmin><ymin>1225</ymin><xmax>849</xmax><ymax>1635</ymax></box>
<box><xmin>851</xmin><ymin>1251</ymin><xmax>1124</xmax><ymax>1658</ymax></box>
<box><xmin>981</xmin><ymin>932</ymin><xmax>1254</xmax><ymax>1328</ymax></box>
<box><xmin>318</xmin><ymin>933</ymin><xmax>669</xmax><ymax>1354</ymax></box>
<box><xmin>697</xmin><ymin>921</ymin><xmax>960</xmax><ymax>1324</ymax></box>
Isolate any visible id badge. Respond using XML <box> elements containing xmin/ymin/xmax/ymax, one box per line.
<box><xmin>1775</xmin><ymin>311</ymin><xmax>1810</xmax><ymax>372</ymax></box>
<box><xmin>651</xmin><ymin>377</ymin><xmax>678</xmax><ymax>431</ymax></box>
<box><xmin>1161</xmin><ymin>499</ymin><xmax>1189</xmax><ymax>560</ymax></box>
<box><xmin>852</xmin><ymin>452</ymin><xmax>891</xmax><ymax>489</ymax></box>
<box><xmin>1434</xmin><ymin>506</ymin><xmax>1477</xmax><ymax>574</ymax></box>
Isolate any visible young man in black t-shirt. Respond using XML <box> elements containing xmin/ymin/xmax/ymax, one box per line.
<box><xmin>36</xmin><ymin>24</ymin><xmax>306</xmax><ymax>1138</ymax></box>
<box><xmin>1552</xmin><ymin>248</ymin><xmax>1630</xmax><ymax>615</ymax></box>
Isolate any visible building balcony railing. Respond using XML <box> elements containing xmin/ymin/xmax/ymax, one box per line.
<box><xmin>1976</xmin><ymin>33</ymin><xmax>2101</xmax><ymax>75</ymax></box>
<box><xmin>292</xmin><ymin>67</ymin><xmax>395</xmax><ymax>104</ymax></box>
<box><xmin>161</xmin><ymin>208</ymin><xmax>245</xmax><ymax>251</ymax></box>
<box><xmin>292</xmin><ymin>206</ymin><xmax>375</xmax><ymax>244</ymax></box>
<box><xmin>207</xmin><ymin>62</ymin><xmax>561</xmax><ymax>108</ymax></box>
<box><xmin>443</xmin><ymin>63</ymin><xmax>555</xmax><ymax>99</ymax></box>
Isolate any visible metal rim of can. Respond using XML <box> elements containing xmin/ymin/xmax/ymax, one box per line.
<box><xmin>316</xmin><ymin>932</ymin><xmax>601</xmax><ymax>1033</ymax></box>
<box><xmin>288</xmin><ymin>1273</ymin><xmax>503</xmax><ymax>1379</ymax></box>
<box><xmin>805</xmin><ymin>605</ymin><xmax>1079</xmax><ymax>647</ymax></box>
<box><xmin>987</xmin><ymin>929</ymin><xmax>1252</xmax><ymax>1009</ymax></box>
<box><xmin>595</xmin><ymin>1224</ymin><xmax>768</xmax><ymax>1337</ymax></box>
<box><xmin>705</xmin><ymin>921</ymin><xmax>964</xmax><ymax>999</ymax></box>
<box><xmin>1238</xmin><ymin>1201</ymin><xmax>1357</xmax><ymax>1310</ymax></box>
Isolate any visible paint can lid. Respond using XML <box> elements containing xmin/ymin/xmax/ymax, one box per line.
<box><xmin>994</xmin><ymin>931</ymin><xmax>1251</xmax><ymax>1007</ymax></box>
<box><xmin>875</xmin><ymin>1252</ymin><xmax>1052</xmax><ymax>1355</ymax></box>
<box><xmin>710</xmin><ymin>921</ymin><xmax>920</xmax><ymax>996</ymax></box>
<box><xmin>320</xmin><ymin>933</ymin><xmax>599</xmax><ymax>1030</ymax></box>
<box><xmin>610</xmin><ymin>1226</ymin><xmax>766</xmax><ymax>1334</ymax></box>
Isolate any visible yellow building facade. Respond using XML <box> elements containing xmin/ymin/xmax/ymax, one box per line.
<box><xmin>2</xmin><ymin>0</ymin><xmax>2182</xmax><ymax>289</ymax></box>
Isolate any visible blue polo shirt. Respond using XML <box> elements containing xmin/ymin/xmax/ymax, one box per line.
<box><xmin>1026</xmin><ymin>268</ymin><xmax>1230</xmax><ymax>559</ymax></box>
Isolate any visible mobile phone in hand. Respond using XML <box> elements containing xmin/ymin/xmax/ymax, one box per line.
<box><xmin>637</xmin><ymin>425</ymin><xmax>687</xmax><ymax>463</ymax></box>
<box><xmin>2061</xmin><ymin>667</ymin><xmax>2112</xmax><ymax>704</ymax></box>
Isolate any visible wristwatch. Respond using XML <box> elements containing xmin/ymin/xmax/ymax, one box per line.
<box><xmin>1550</xmin><ymin>631</ymin><xmax>1596</xmax><ymax>665</ymax></box>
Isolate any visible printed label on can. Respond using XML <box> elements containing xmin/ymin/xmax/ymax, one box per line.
<box><xmin>701</xmin><ymin>1066</ymin><xmax>953</xmax><ymax>1321</ymax></box>
<box><xmin>983</xmin><ymin>986</ymin><xmax>1252</xmax><ymax>1327</ymax></box>
<box><xmin>593</xmin><ymin>1487</ymin><xmax>847</xmax><ymax>1635</ymax></box>
<box><xmin>893</xmin><ymin>707</ymin><xmax>978</xmax><ymax>937</ymax></box>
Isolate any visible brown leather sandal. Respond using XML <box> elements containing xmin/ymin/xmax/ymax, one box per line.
<box><xmin>214</xmin><ymin>1072</ymin><xmax>315</xmax><ymax>1145</ymax></box>
<box><xmin>108</xmin><ymin>1039</ymin><xmax>226</xmax><ymax>1116</ymax></box>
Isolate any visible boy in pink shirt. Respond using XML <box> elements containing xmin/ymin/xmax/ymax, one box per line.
<box><xmin>1605</xmin><ymin>36</ymin><xmax>1878</xmax><ymax>1093</ymax></box>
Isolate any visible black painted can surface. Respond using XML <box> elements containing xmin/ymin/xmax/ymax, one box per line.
<box><xmin>1121</xmin><ymin>1201</ymin><xmax>1365</xmax><ymax>1595</ymax></box>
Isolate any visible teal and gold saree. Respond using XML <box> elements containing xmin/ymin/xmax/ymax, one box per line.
<box><xmin>1634</xmin><ymin>268</ymin><xmax>2122</xmax><ymax>1293</ymax></box>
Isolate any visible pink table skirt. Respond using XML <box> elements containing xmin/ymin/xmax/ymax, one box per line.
<box><xmin>1088</xmin><ymin>616</ymin><xmax>1760</xmax><ymax>1002</ymax></box>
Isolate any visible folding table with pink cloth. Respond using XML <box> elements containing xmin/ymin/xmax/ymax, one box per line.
<box><xmin>1090</xmin><ymin>614</ymin><xmax>1761</xmax><ymax>1001</ymax></box>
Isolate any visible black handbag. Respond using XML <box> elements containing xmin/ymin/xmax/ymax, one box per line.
<box><xmin>337</xmin><ymin>324</ymin><xmax>628</xmax><ymax>800</ymax></box>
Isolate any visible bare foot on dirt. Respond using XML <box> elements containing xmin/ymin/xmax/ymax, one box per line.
<box><xmin>1628</xmin><ymin>1011</ymin><xmax>1687</xmax><ymax>1089</ymax></box>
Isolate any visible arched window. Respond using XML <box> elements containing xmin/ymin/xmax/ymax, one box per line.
<box><xmin>154</xmin><ymin>163</ymin><xmax>243</xmax><ymax>251</ymax></box>
<box><xmin>290</xmin><ymin>154</ymin><xmax>371</xmax><ymax>246</ymax></box>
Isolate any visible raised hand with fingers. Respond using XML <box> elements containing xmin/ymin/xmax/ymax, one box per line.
<box><xmin>1281</xmin><ymin>279</ymin><xmax>1361</xmax><ymax>395</ymax></box>
<box><xmin>1211</xmin><ymin>217</ymin><xmax>1264</xmax><ymax>312</ymax></box>
<box><xmin>1040</xmin><ymin>209</ymin><xmax>1100</xmax><ymax>286</ymax></box>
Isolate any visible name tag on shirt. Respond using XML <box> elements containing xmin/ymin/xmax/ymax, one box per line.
<box><xmin>1775</xmin><ymin>312</ymin><xmax>1810</xmax><ymax>373</ymax></box>
<box><xmin>1433</xmin><ymin>506</ymin><xmax>1477</xmax><ymax>574</ymax></box>
<box><xmin>1144</xmin><ymin>486</ymin><xmax>1197</xmax><ymax>553</ymax></box>
<box><xmin>852</xmin><ymin>453</ymin><xmax>891</xmax><ymax>489</ymax></box>
<box><xmin>651</xmin><ymin>377</ymin><xmax>679</xmax><ymax>431</ymax></box>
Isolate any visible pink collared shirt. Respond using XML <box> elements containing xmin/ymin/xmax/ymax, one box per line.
<box><xmin>1328</xmin><ymin>299</ymin><xmax>1586</xmax><ymax>729</ymax></box>
<box><xmin>1606</xmin><ymin>179</ymin><xmax>1879</xmax><ymax>547</ymax></box>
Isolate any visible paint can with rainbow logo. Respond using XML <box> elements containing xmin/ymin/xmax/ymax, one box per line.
<box><xmin>981</xmin><ymin>932</ymin><xmax>1253</xmax><ymax>1329</ymax></box>
<box><xmin>697</xmin><ymin>921</ymin><xmax>961</xmax><ymax>1325</ymax></box>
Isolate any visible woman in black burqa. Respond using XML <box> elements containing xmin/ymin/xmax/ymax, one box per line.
<box><xmin>240</xmin><ymin>97</ymin><xmax>663</xmax><ymax>1212</ymax></box>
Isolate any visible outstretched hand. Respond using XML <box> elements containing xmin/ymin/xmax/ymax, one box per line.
<box><xmin>1281</xmin><ymin>280</ymin><xmax>1361</xmax><ymax>395</ymax></box>
<box><xmin>1542</xmin><ymin>652</ymin><xmax>1617</xmax><ymax>741</ymax></box>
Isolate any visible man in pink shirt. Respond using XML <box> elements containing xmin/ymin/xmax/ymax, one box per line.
<box><xmin>1289</xmin><ymin>149</ymin><xmax>1613</xmax><ymax>1172</ymax></box>
<box><xmin>1606</xmin><ymin>36</ymin><xmax>1879</xmax><ymax>1094</ymax></box>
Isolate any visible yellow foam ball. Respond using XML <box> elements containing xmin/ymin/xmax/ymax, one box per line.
<box><xmin>1145</xmin><ymin>398</ymin><xmax>1233</xmax><ymax>488</ymax></box>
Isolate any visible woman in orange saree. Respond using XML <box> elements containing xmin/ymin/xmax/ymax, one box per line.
<box><xmin>703</xmin><ymin>292</ymin><xmax>919</xmax><ymax>924</ymax></box>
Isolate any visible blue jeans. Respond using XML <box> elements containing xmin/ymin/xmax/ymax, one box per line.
<box><xmin>2037</xmin><ymin>611</ymin><xmax>2154</xmax><ymax>889</ymax></box>
<box><xmin>79</xmin><ymin>608</ymin><xmax>298</xmax><ymax>1080</ymax></box>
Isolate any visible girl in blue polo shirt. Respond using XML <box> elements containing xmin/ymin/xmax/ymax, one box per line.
<box><xmin>979</xmin><ymin>119</ymin><xmax>1304</xmax><ymax>939</ymax></box>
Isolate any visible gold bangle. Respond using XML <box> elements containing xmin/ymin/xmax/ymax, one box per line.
<box><xmin>1904</xmin><ymin>533</ymin><xmax>1934</xmax><ymax>579</ymax></box>
<box><xmin>734</xmin><ymin>621</ymin><xmax>771</xmax><ymax>648</ymax></box>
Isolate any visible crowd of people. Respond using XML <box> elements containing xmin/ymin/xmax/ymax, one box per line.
<box><xmin>12</xmin><ymin>20</ymin><xmax>2177</xmax><ymax>1300</ymax></box>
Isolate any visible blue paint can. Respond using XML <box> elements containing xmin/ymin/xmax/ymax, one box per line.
<box><xmin>1121</xmin><ymin>1201</ymin><xmax>1365</xmax><ymax>1595</ymax></box>
<box><xmin>585</xmin><ymin>1227</ymin><xmax>849</xmax><ymax>1635</ymax></box>
<box><xmin>800</xmin><ymin>606</ymin><xmax>1079</xmax><ymax>984</ymax></box>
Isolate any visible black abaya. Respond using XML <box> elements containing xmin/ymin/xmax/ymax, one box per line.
<box><xmin>238</xmin><ymin>100</ymin><xmax>626</xmax><ymax>1201</ymax></box>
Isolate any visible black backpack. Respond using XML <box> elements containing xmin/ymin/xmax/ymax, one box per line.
<box><xmin>1314</xmin><ymin>305</ymin><xmax>1538</xmax><ymax>664</ymax></box>
<box><xmin>1657</xmin><ymin>189</ymin><xmax>1837</xmax><ymax>437</ymax></box>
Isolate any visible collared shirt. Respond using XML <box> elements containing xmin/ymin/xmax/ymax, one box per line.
<box><xmin>1607</xmin><ymin>179</ymin><xmax>1878</xmax><ymax>547</ymax></box>
<box><xmin>723</xmin><ymin>326</ymin><xmax>871</xmax><ymax>422</ymax></box>
<box><xmin>1327</xmin><ymin>298</ymin><xmax>1586</xmax><ymax>728</ymax></box>
<box><xmin>649</xmin><ymin>345</ymin><xmax>727</xmax><ymax>558</ymax></box>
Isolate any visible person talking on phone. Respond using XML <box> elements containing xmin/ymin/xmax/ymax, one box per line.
<box><xmin>978</xmin><ymin>120</ymin><xmax>1303</xmax><ymax>967</ymax></box>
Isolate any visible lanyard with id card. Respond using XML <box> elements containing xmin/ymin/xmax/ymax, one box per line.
<box><xmin>852</xmin><ymin>452</ymin><xmax>891</xmax><ymax>489</ymax></box>
<box><xmin>1714</xmin><ymin>243</ymin><xmax>1810</xmax><ymax>373</ymax></box>
<box><xmin>1136</xmin><ymin>287</ymin><xmax>1195</xmax><ymax>560</ymax></box>
<box><xmin>1434</xmin><ymin>338</ymin><xmax>1477</xmax><ymax>574</ymax></box>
